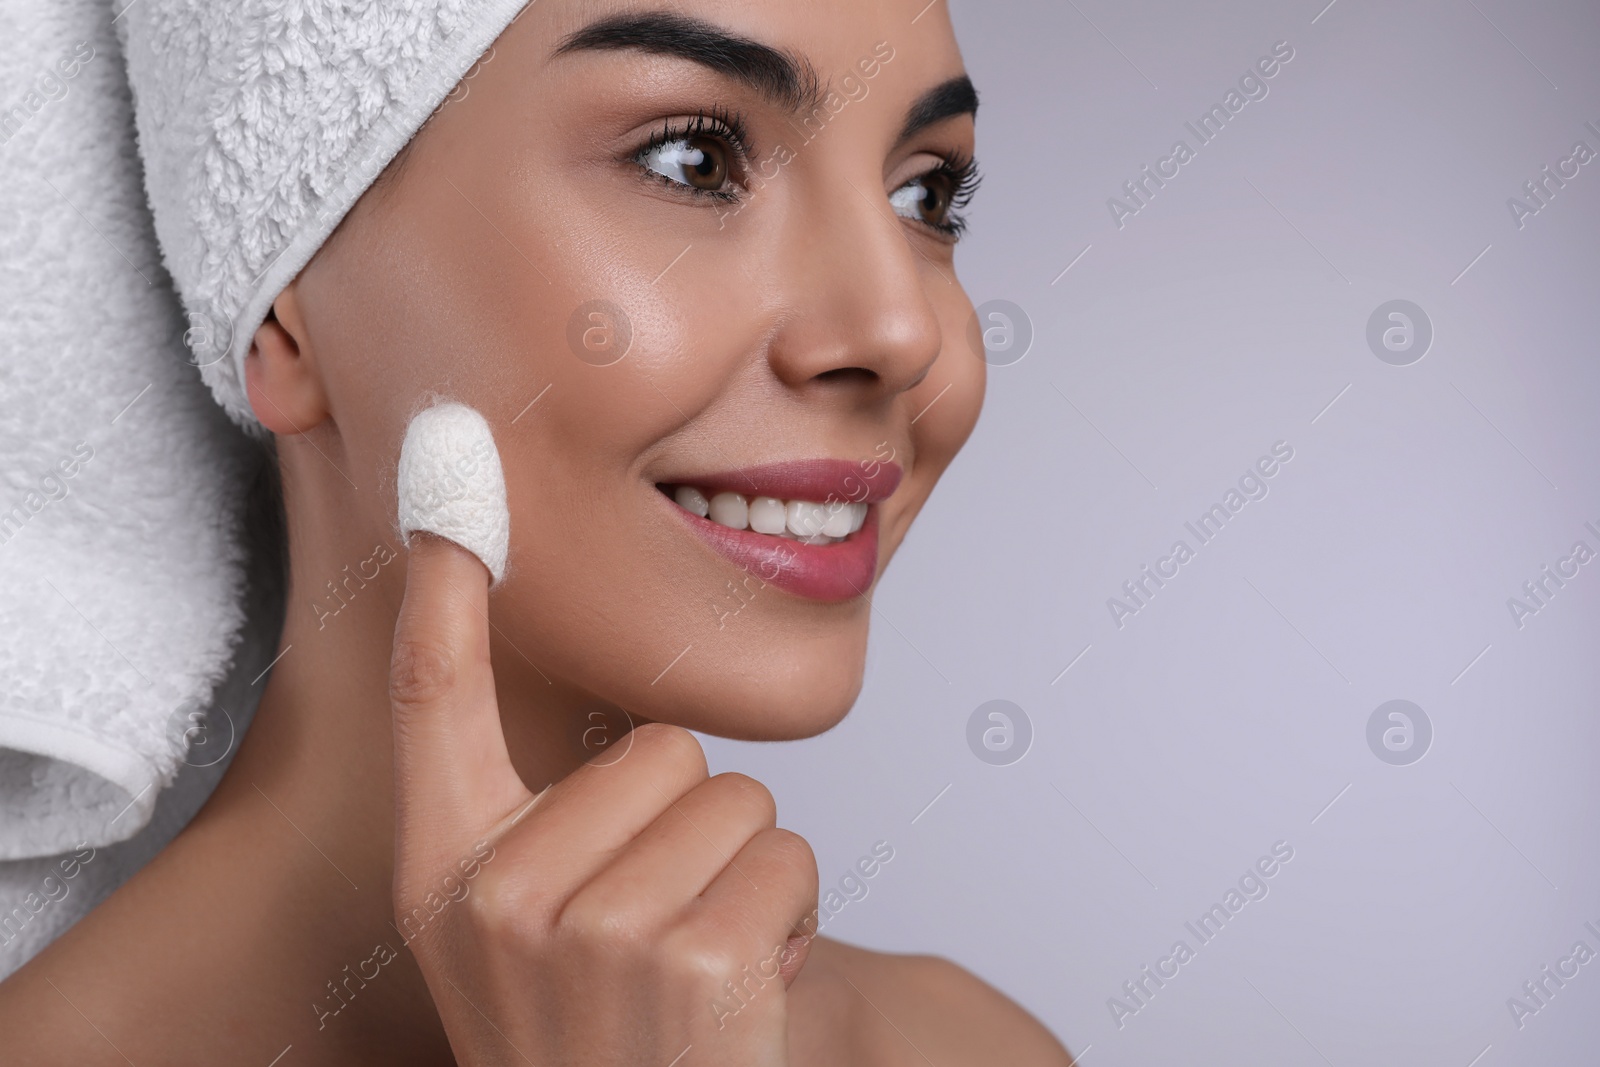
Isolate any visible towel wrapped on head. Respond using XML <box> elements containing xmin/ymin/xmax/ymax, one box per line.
<box><xmin>0</xmin><ymin>0</ymin><xmax>530</xmax><ymax>965</ymax></box>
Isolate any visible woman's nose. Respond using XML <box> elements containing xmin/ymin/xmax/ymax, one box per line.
<box><xmin>762</xmin><ymin>179</ymin><xmax>947</xmax><ymax>401</ymax></box>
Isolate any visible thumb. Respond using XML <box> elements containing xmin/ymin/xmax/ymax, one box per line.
<box><xmin>390</xmin><ymin>532</ymin><xmax>527</xmax><ymax>872</ymax></box>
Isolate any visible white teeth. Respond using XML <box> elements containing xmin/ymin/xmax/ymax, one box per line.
<box><xmin>674</xmin><ymin>485</ymin><xmax>710</xmax><ymax>518</ymax></box>
<box><xmin>820</xmin><ymin>502</ymin><xmax>853</xmax><ymax>538</ymax></box>
<box><xmin>748</xmin><ymin>496</ymin><xmax>788</xmax><ymax>535</ymax></box>
<box><xmin>708</xmin><ymin>491</ymin><xmax>749</xmax><ymax>530</ymax></box>
<box><xmin>671</xmin><ymin>485</ymin><xmax>866</xmax><ymax>543</ymax></box>
<box><xmin>787</xmin><ymin>499</ymin><xmax>830</xmax><ymax>538</ymax></box>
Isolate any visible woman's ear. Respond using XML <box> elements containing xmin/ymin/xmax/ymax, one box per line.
<box><xmin>245</xmin><ymin>281</ymin><xmax>331</xmax><ymax>434</ymax></box>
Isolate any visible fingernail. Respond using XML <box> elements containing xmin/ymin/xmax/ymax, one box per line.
<box><xmin>396</xmin><ymin>401</ymin><xmax>510</xmax><ymax>584</ymax></box>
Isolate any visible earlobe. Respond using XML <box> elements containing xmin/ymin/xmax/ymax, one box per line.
<box><xmin>245</xmin><ymin>284</ymin><xmax>331</xmax><ymax>434</ymax></box>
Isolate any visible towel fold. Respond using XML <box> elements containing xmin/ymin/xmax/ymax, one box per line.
<box><xmin>121</xmin><ymin>0</ymin><xmax>532</xmax><ymax>428</ymax></box>
<box><xmin>0</xmin><ymin>0</ymin><xmax>260</xmax><ymax>861</ymax></box>
<box><xmin>3</xmin><ymin>0</ymin><xmax>531</xmax><ymax>875</ymax></box>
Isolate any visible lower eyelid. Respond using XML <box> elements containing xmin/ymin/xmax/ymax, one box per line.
<box><xmin>633</xmin><ymin>163</ymin><xmax>741</xmax><ymax>203</ymax></box>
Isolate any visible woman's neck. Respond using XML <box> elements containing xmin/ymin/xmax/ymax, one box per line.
<box><xmin>1</xmin><ymin>508</ymin><xmax>614</xmax><ymax>1066</ymax></box>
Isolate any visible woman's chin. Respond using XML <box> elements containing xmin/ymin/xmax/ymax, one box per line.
<box><xmin>646</xmin><ymin>654</ymin><xmax>868</xmax><ymax>744</ymax></box>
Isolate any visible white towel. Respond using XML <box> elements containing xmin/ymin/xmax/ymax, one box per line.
<box><xmin>0</xmin><ymin>588</ymin><xmax>280</xmax><ymax>978</ymax></box>
<box><xmin>122</xmin><ymin>0</ymin><xmax>531</xmax><ymax>428</ymax></box>
<box><xmin>0</xmin><ymin>0</ymin><xmax>260</xmax><ymax>862</ymax></box>
<box><xmin>0</xmin><ymin>0</ymin><xmax>528</xmax><ymax>884</ymax></box>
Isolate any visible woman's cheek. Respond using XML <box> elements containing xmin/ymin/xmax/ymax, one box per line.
<box><xmin>919</xmin><ymin>300</ymin><xmax>985</xmax><ymax>465</ymax></box>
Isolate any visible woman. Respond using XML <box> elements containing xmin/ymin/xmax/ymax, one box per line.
<box><xmin>0</xmin><ymin>1</ymin><xmax>1072</xmax><ymax>1062</ymax></box>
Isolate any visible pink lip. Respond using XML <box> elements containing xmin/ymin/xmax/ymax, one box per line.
<box><xmin>657</xmin><ymin>459</ymin><xmax>902</xmax><ymax>602</ymax></box>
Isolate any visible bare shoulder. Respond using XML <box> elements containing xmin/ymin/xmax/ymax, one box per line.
<box><xmin>787</xmin><ymin>937</ymin><xmax>1077</xmax><ymax>1067</ymax></box>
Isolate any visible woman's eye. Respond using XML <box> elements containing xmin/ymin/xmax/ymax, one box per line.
<box><xmin>890</xmin><ymin>170</ymin><xmax>956</xmax><ymax>230</ymax></box>
<box><xmin>640</xmin><ymin>134</ymin><xmax>731</xmax><ymax>193</ymax></box>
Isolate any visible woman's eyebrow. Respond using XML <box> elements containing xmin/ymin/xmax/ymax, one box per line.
<box><xmin>551</xmin><ymin>11</ymin><xmax>825</xmax><ymax>113</ymax></box>
<box><xmin>897</xmin><ymin>76</ymin><xmax>979</xmax><ymax>145</ymax></box>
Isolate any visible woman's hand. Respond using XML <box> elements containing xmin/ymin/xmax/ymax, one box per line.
<box><xmin>388</xmin><ymin>536</ymin><xmax>819</xmax><ymax>1066</ymax></box>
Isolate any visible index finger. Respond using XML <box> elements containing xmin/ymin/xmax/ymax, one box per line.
<box><xmin>390</xmin><ymin>533</ymin><xmax>530</xmax><ymax>867</ymax></box>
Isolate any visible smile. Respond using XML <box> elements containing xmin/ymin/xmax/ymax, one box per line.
<box><xmin>663</xmin><ymin>485</ymin><xmax>869</xmax><ymax>544</ymax></box>
<box><xmin>655</xmin><ymin>459</ymin><xmax>903</xmax><ymax>602</ymax></box>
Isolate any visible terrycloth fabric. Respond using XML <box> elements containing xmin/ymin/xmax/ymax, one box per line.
<box><xmin>0</xmin><ymin>0</ymin><xmax>260</xmax><ymax>861</ymax></box>
<box><xmin>1</xmin><ymin>0</ymin><xmax>529</xmax><ymax>874</ymax></box>
<box><xmin>0</xmin><ymin>580</ymin><xmax>280</xmax><ymax>978</ymax></box>
<box><xmin>397</xmin><ymin>402</ymin><xmax>511</xmax><ymax>585</ymax></box>
<box><xmin>121</xmin><ymin>0</ymin><xmax>532</xmax><ymax>430</ymax></box>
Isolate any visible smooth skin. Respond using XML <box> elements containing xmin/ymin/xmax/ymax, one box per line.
<box><xmin>0</xmin><ymin>0</ymin><xmax>1072</xmax><ymax>1063</ymax></box>
<box><xmin>390</xmin><ymin>537</ymin><xmax>818</xmax><ymax>1065</ymax></box>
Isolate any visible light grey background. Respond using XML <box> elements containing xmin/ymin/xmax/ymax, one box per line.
<box><xmin>701</xmin><ymin>1</ymin><xmax>1600</xmax><ymax>1063</ymax></box>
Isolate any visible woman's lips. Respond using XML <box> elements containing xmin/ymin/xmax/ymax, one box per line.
<box><xmin>657</xmin><ymin>459</ymin><xmax>902</xmax><ymax>602</ymax></box>
<box><xmin>670</xmin><ymin>504</ymin><xmax>881</xmax><ymax>602</ymax></box>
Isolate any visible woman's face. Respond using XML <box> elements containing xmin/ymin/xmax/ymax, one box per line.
<box><xmin>281</xmin><ymin>0</ymin><xmax>983</xmax><ymax>739</ymax></box>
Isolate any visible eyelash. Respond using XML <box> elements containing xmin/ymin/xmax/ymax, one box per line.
<box><xmin>922</xmin><ymin>151</ymin><xmax>982</xmax><ymax>239</ymax></box>
<box><xmin>629</xmin><ymin>109</ymin><xmax>981</xmax><ymax>239</ymax></box>
<box><xmin>632</xmin><ymin>106</ymin><xmax>753</xmax><ymax>204</ymax></box>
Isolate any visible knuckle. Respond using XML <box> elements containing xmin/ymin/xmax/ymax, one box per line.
<box><xmin>555</xmin><ymin>893</ymin><xmax>650</xmax><ymax>952</ymax></box>
<box><xmin>714</xmin><ymin>773</ymin><xmax>776</xmax><ymax>824</ymax></box>
<box><xmin>631</xmin><ymin>722</ymin><xmax>708</xmax><ymax>778</ymax></box>
<box><xmin>389</xmin><ymin>633</ymin><xmax>459</xmax><ymax>710</ymax></box>
<box><xmin>761</xmin><ymin>827</ymin><xmax>818</xmax><ymax>881</ymax></box>
<box><xmin>459</xmin><ymin>870</ymin><xmax>535</xmax><ymax>939</ymax></box>
<box><xmin>662</xmin><ymin>928</ymin><xmax>740</xmax><ymax>987</ymax></box>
